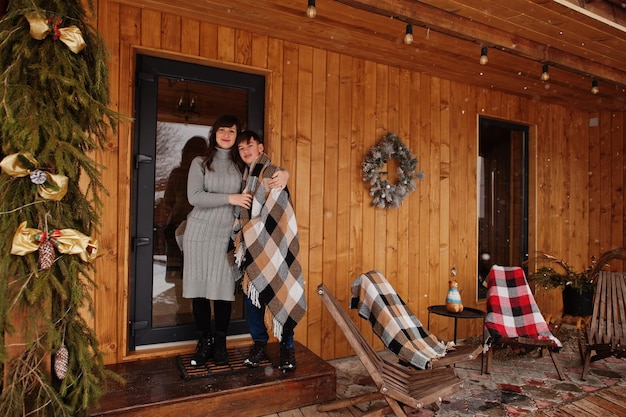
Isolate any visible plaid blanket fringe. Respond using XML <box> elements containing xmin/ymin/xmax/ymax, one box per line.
<box><xmin>484</xmin><ymin>265</ymin><xmax>562</xmax><ymax>351</ymax></box>
<box><xmin>350</xmin><ymin>270</ymin><xmax>447</xmax><ymax>370</ymax></box>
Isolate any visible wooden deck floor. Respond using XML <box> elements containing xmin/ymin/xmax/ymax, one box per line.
<box><xmin>533</xmin><ymin>385</ymin><xmax>626</xmax><ymax>417</ymax></box>
<box><xmin>260</xmin><ymin>385</ymin><xmax>626</xmax><ymax>416</ymax></box>
<box><xmin>90</xmin><ymin>341</ymin><xmax>336</xmax><ymax>417</ymax></box>
<box><xmin>90</xmin><ymin>338</ymin><xmax>626</xmax><ymax>417</ymax></box>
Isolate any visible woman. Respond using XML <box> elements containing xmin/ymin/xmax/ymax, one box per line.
<box><xmin>183</xmin><ymin>115</ymin><xmax>287</xmax><ymax>366</ymax></box>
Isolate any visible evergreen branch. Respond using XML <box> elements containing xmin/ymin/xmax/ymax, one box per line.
<box><xmin>1</xmin><ymin>57</ymin><xmax>21</xmax><ymax>120</ymax></box>
<box><xmin>3</xmin><ymin>342</ymin><xmax>28</xmax><ymax>348</ymax></box>
<box><xmin>0</xmin><ymin>0</ymin><xmax>125</xmax><ymax>414</ymax></box>
<box><xmin>0</xmin><ymin>200</ymin><xmax>46</xmax><ymax>215</ymax></box>
<box><xmin>7</xmin><ymin>271</ymin><xmax>35</xmax><ymax>312</ymax></box>
<box><xmin>27</xmin><ymin>399</ymin><xmax>54</xmax><ymax>417</ymax></box>
<box><xmin>0</xmin><ymin>26</ymin><xmax>21</xmax><ymax>50</ymax></box>
<box><xmin>0</xmin><ymin>342</ymin><xmax>69</xmax><ymax>417</ymax></box>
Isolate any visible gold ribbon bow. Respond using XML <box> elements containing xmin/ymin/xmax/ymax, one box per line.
<box><xmin>26</xmin><ymin>13</ymin><xmax>86</xmax><ymax>54</ymax></box>
<box><xmin>0</xmin><ymin>153</ymin><xmax>68</xmax><ymax>201</ymax></box>
<box><xmin>11</xmin><ymin>221</ymin><xmax>98</xmax><ymax>263</ymax></box>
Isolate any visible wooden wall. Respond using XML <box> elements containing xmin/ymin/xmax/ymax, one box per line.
<box><xmin>94</xmin><ymin>0</ymin><xmax>626</xmax><ymax>364</ymax></box>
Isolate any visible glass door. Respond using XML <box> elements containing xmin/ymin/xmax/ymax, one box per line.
<box><xmin>130</xmin><ymin>55</ymin><xmax>265</xmax><ymax>349</ymax></box>
<box><xmin>477</xmin><ymin>118</ymin><xmax>529</xmax><ymax>300</ymax></box>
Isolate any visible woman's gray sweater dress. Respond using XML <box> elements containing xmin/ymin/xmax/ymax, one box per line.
<box><xmin>183</xmin><ymin>148</ymin><xmax>241</xmax><ymax>301</ymax></box>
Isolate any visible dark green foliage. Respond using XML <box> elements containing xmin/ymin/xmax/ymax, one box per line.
<box><xmin>527</xmin><ymin>248</ymin><xmax>626</xmax><ymax>295</ymax></box>
<box><xmin>0</xmin><ymin>0</ymin><xmax>123</xmax><ymax>415</ymax></box>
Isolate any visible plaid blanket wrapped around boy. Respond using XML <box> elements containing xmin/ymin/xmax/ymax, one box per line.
<box><xmin>350</xmin><ymin>270</ymin><xmax>448</xmax><ymax>369</ymax></box>
<box><xmin>485</xmin><ymin>265</ymin><xmax>561</xmax><ymax>350</ymax></box>
<box><xmin>229</xmin><ymin>154</ymin><xmax>307</xmax><ymax>341</ymax></box>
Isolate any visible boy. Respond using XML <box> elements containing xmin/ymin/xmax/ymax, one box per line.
<box><xmin>229</xmin><ymin>131</ymin><xmax>307</xmax><ymax>371</ymax></box>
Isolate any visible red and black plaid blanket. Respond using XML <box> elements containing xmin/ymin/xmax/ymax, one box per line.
<box><xmin>350</xmin><ymin>270</ymin><xmax>448</xmax><ymax>369</ymax></box>
<box><xmin>485</xmin><ymin>265</ymin><xmax>561</xmax><ymax>349</ymax></box>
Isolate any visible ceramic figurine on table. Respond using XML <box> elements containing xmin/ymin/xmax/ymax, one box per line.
<box><xmin>446</xmin><ymin>280</ymin><xmax>464</xmax><ymax>313</ymax></box>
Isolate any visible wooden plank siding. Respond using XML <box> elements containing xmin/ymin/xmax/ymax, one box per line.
<box><xmin>95</xmin><ymin>1</ymin><xmax>626</xmax><ymax>365</ymax></box>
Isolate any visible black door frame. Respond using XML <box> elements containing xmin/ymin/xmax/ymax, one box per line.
<box><xmin>129</xmin><ymin>54</ymin><xmax>265</xmax><ymax>349</ymax></box>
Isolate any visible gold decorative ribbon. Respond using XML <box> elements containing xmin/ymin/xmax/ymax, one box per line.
<box><xmin>11</xmin><ymin>221</ymin><xmax>98</xmax><ymax>263</ymax></box>
<box><xmin>26</xmin><ymin>13</ymin><xmax>86</xmax><ymax>54</ymax></box>
<box><xmin>0</xmin><ymin>153</ymin><xmax>68</xmax><ymax>201</ymax></box>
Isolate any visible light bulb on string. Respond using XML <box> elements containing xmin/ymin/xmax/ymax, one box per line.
<box><xmin>479</xmin><ymin>46</ymin><xmax>488</xmax><ymax>65</ymax></box>
<box><xmin>591</xmin><ymin>79</ymin><xmax>599</xmax><ymax>94</ymax></box>
<box><xmin>306</xmin><ymin>0</ymin><xmax>317</xmax><ymax>18</ymax></box>
<box><xmin>404</xmin><ymin>24</ymin><xmax>414</xmax><ymax>45</ymax></box>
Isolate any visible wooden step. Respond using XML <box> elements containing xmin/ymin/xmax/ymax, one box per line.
<box><xmin>91</xmin><ymin>341</ymin><xmax>336</xmax><ymax>417</ymax></box>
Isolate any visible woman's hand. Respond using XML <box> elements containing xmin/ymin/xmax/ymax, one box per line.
<box><xmin>269</xmin><ymin>168</ymin><xmax>290</xmax><ymax>190</ymax></box>
<box><xmin>229</xmin><ymin>193</ymin><xmax>253</xmax><ymax>209</ymax></box>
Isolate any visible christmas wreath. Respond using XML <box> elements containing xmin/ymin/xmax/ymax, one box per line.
<box><xmin>362</xmin><ymin>132</ymin><xmax>423</xmax><ymax>209</ymax></box>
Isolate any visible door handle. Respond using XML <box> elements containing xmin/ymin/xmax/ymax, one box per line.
<box><xmin>135</xmin><ymin>154</ymin><xmax>153</xmax><ymax>168</ymax></box>
<box><xmin>133</xmin><ymin>237</ymin><xmax>150</xmax><ymax>249</ymax></box>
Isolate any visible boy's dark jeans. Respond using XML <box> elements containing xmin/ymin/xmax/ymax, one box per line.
<box><xmin>244</xmin><ymin>294</ymin><xmax>294</xmax><ymax>348</ymax></box>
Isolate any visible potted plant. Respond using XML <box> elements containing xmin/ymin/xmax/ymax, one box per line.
<box><xmin>527</xmin><ymin>248</ymin><xmax>626</xmax><ymax>317</ymax></box>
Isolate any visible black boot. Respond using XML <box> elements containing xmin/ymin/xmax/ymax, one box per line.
<box><xmin>213</xmin><ymin>331</ymin><xmax>229</xmax><ymax>365</ymax></box>
<box><xmin>243</xmin><ymin>341</ymin><xmax>267</xmax><ymax>368</ymax></box>
<box><xmin>279</xmin><ymin>343</ymin><xmax>296</xmax><ymax>372</ymax></box>
<box><xmin>190</xmin><ymin>335</ymin><xmax>213</xmax><ymax>366</ymax></box>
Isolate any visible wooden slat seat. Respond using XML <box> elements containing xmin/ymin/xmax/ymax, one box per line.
<box><xmin>579</xmin><ymin>271</ymin><xmax>626</xmax><ymax>380</ymax></box>
<box><xmin>316</xmin><ymin>283</ymin><xmax>467</xmax><ymax>417</ymax></box>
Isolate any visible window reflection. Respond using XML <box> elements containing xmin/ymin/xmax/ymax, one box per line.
<box><xmin>153</xmin><ymin>123</ymin><xmax>209</xmax><ymax>327</ymax></box>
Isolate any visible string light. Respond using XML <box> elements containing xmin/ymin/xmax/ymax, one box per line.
<box><xmin>479</xmin><ymin>46</ymin><xmax>488</xmax><ymax>65</ymax></box>
<box><xmin>306</xmin><ymin>0</ymin><xmax>317</xmax><ymax>18</ymax></box>
<box><xmin>404</xmin><ymin>24</ymin><xmax>413</xmax><ymax>45</ymax></box>
<box><xmin>369</xmin><ymin>12</ymin><xmax>610</xmax><ymax>97</ymax></box>
<box><xmin>541</xmin><ymin>64</ymin><xmax>550</xmax><ymax>81</ymax></box>
<box><xmin>312</xmin><ymin>5</ymin><xmax>618</xmax><ymax>98</ymax></box>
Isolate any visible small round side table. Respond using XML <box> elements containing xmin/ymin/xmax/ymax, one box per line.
<box><xmin>428</xmin><ymin>305</ymin><xmax>486</xmax><ymax>373</ymax></box>
<box><xmin>427</xmin><ymin>305</ymin><xmax>486</xmax><ymax>344</ymax></box>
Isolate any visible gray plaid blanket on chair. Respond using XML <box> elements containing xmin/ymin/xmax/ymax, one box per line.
<box><xmin>229</xmin><ymin>154</ymin><xmax>307</xmax><ymax>340</ymax></box>
<box><xmin>351</xmin><ymin>270</ymin><xmax>447</xmax><ymax>369</ymax></box>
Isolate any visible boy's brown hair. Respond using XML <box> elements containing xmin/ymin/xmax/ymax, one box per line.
<box><xmin>236</xmin><ymin>130</ymin><xmax>263</xmax><ymax>146</ymax></box>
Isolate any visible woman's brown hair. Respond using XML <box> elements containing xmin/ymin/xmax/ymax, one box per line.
<box><xmin>203</xmin><ymin>114</ymin><xmax>242</xmax><ymax>172</ymax></box>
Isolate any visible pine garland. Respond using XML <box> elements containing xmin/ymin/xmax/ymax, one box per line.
<box><xmin>0</xmin><ymin>1</ymin><xmax>124</xmax><ymax>416</ymax></box>
<box><xmin>362</xmin><ymin>132</ymin><xmax>424</xmax><ymax>209</ymax></box>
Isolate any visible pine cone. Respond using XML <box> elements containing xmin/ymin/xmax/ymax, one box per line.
<box><xmin>38</xmin><ymin>240</ymin><xmax>55</xmax><ymax>270</ymax></box>
<box><xmin>54</xmin><ymin>344</ymin><xmax>69</xmax><ymax>380</ymax></box>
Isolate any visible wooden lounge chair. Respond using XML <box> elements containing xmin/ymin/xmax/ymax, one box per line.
<box><xmin>579</xmin><ymin>271</ymin><xmax>626</xmax><ymax>380</ymax></box>
<box><xmin>349</xmin><ymin>270</ymin><xmax>482</xmax><ymax>370</ymax></box>
<box><xmin>484</xmin><ymin>265</ymin><xmax>566</xmax><ymax>380</ymax></box>
<box><xmin>317</xmin><ymin>280</ymin><xmax>478</xmax><ymax>417</ymax></box>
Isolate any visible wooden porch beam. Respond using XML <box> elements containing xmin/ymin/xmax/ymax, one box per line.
<box><xmin>335</xmin><ymin>0</ymin><xmax>626</xmax><ymax>87</ymax></box>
